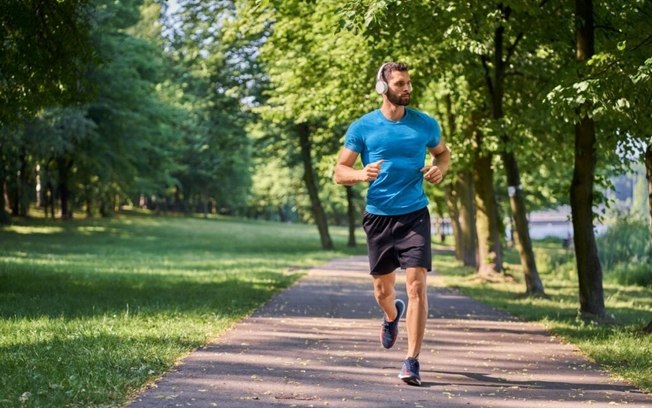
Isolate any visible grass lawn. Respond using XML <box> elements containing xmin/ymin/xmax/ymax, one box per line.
<box><xmin>0</xmin><ymin>213</ymin><xmax>365</xmax><ymax>407</ymax></box>
<box><xmin>432</xmin><ymin>239</ymin><xmax>652</xmax><ymax>394</ymax></box>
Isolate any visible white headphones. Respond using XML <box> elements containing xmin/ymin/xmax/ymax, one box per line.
<box><xmin>374</xmin><ymin>62</ymin><xmax>412</xmax><ymax>95</ymax></box>
<box><xmin>375</xmin><ymin>63</ymin><xmax>390</xmax><ymax>95</ymax></box>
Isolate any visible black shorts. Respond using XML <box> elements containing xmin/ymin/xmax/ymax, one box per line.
<box><xmin>362</xmin><ymin>207</ymin><xmax>432</xmax><ymax>276</ymax></box>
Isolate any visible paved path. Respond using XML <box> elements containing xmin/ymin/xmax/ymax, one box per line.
<box><xmin>127</xmin><ymin>256</ymin><xmax>651</xmax><ymax>407</ymax></box>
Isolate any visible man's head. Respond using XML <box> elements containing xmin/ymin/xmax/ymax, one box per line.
<box><xmin>375</xmin><ymin>62</ymin><xmax>411</xmax><ymax>106</ymax></box>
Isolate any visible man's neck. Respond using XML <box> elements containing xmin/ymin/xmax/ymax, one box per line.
<box><xmin>380</xmin><ymin>102</ymin><xmax>405</xmax><ymax>122</ymax></box>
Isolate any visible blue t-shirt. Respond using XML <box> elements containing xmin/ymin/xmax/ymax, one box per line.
<box><xmin>344</xmin><ymin>107</ymin><xmax>441</xmax><ymax>216</ymax></box>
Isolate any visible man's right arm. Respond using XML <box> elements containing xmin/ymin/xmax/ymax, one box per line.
<box><xmin>334</xmin><ymin>147</ymin><xmax>383</xmax><ymax>186</ymax></box>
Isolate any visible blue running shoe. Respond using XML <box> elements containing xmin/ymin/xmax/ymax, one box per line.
<box><xmin>398</xmin><ymin>357</ymin><xmax>421</xmax><ymax>386</ymax></box>
<box><xmin>380</xmin><ymin>299</ymin><xmax>405</xmax><ymax>349</ymax></box>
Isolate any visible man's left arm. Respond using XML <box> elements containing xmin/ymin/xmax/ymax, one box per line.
<box><xmin>421</xmin><ymin>143</ymin><xmax>450</xmax><ymax>184</ymax></box>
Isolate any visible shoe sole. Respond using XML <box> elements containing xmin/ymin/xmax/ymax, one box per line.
<box><xmin>399</xmin><ymin>375</ymin><xmax>421</xmax><ymax>386</ymax></box>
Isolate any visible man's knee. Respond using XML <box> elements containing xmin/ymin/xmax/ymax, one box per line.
<box><xmin>407</xmin><ymin>281</ymin><xmax>426</xmax><ymax>300</ymax></box>
<box><xmin>406</xmin><ymin>269</ymin><xmax>427</xmax><ymax>300</ymax></box>
<box><xmin>373</xmin><ymin>274</ymin><xmax>395</xmax><ymax>301</ymax></box>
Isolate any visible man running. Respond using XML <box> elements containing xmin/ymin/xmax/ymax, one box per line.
<box><xmin>334</xmin><ymin>61</ymin><xmax>450</xmax><ymax>386</ymax></box>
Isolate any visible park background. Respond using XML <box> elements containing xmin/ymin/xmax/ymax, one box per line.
<box><xmin>0</xmin><ymin>0</ymin><xmax>650</xmax><ymax>407</ymax></box>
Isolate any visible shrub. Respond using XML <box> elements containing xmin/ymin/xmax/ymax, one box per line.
<box><xmin>605</xmin><ymin>263</ymin><xmax>652</xmax><ymax>287</ymax></box>
<box><xmin>597</xmin><ymin>218</ymin><xmax>651</xmax><ymax>287</ymax></box>
<box><xmin>535</xmin><ymin>247</ymin><xmax>574</xmax><ymax>275</ymax></box>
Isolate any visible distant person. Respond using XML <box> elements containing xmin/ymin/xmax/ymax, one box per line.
<box><xmin>562</xmin><ymin>232</ymin><xmax>572</xmax><ymax>250</ymax></box>
<box><xmin>334</xmin><ymin>62</ymin><xmax>450</xmax><ymax>386</ymax></box>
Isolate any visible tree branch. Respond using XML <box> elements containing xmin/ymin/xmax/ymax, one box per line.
<box><xmin>505</xmin><ymin>32</ymin><xmax>524</xmax><ymax>67</ymax></box>
<box><xmin>481</xmin><ymin>55</ymin><xmax>495</xmax><ymax>100</ymax></box>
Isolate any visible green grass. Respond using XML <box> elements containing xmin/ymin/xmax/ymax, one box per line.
<box><xmin>0</xmin><ymin>213</ymin><xmax>365</xmax><ymax>407</ymax></box>
<box><xmin>432</xmin><ymin>239</ymin><xmax>652</xmax><ymax>394</ymax></box>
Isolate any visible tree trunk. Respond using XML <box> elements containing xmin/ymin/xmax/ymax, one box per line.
<box><xmin>445</xmin><ymin>180</ymin><xmax>463</xmax><ymax>260</ymax></box>
<box><xmin>485</xmin><ymin>8</ymin><xmax>543</xmax><ymax>295</ymax></box>
<box><xmin>345</xmin><ymin>186</ymin><xmax>357</xmax><ymax>247</ymax></box>
<box><xmin>457</xmin><ymin>171</ymin><xmax>478</xmax><ymax>267</ymax></box>
<box><xmin>202</xmin><ymin>192</ymin><xmax>209</xmax><ymax>219</ymax></box>
<box><xmin>58</xmin><ymin>158</ymin><xmax>73</xmax><ymax>220</ymax></box>
<box><xmin>9</xmin><ymin>151</ymin><xmax>28</xmax><ymax>216</ymax></box>
<box><xmin>646</xmin><ymin>142</ymin><xmax>652</xmax><ymax>232</ymax></box>
<box><xmin>572</xmin><ymin>0</ymin><xmax>606</xmax><ymax>319</ymax></box>
<box><xmin>503</xmin><ymin>152</ymin><xmax>545</xmax><ymax>295</ymax></box>
<box><xmin>0</xmin><ymin>140</ymin><xmax>7</xmax><ymax>224</ymax></box>
<box><xmin>473</xmin><ymin>152</ymin><xmax>503</xmax><ymax>274</ymax></box>
<box><xmin>44</xmin><ymin>181</ymin><xmax>55</xmax><ymax>219</ymax></box>
<box><xmin>10</xmin><ymin>171</ymin><xmax>19</xmax><ymax>216</ymax></box>
<box><xmin>18</xmin><ymin>150</ymin><xmax>29</xmax><ymax>217</ymax></box>
<box><xmin>59</xmin><ymin>182</ymin><xmax>71</xmax><ymax>219</ymax></box>
<box><xmin>297</xmin><ymin>123</ymin><xmax>334</xmax><ymax>250</ymax></box>
<box><xmin>99</xmin><ymin>199</ymin><xmax>110</xmax><ymax>217</ymax></box>
<box><xmin>85</xmin><ymin>195</ymin><xmax>93</xmax><ymax>218</ymax></box>
<box><xmin>0</xmin><ymin>177</ymin><xmax>9</xmax><ymax>225</ymax></box>
<box><xmin>174</xmin><ymin>186</ymin><xmax>183</xmax><ymax>213</ymax></box>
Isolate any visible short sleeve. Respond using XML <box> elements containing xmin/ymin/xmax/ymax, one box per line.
<box><xmin>427</xmin><ymin>117</ymin><xmax>441</xmax><ymax>148</ymax></box>
<box><xmin>344</xmin><ymin>121</ymin><xmax>364</xmax><ymax>153</ymax></box>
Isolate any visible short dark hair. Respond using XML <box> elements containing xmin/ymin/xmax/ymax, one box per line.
<box><xmin>380</xmin><ymin>62</ymin><xmax>409</xmax><ymax>81</ymax></box>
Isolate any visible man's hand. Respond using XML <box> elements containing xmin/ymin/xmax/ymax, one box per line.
<box><xmin>420</xmin><ymin>165</ymin><xmax>443</xmax><ymax>184</ymax></box>
<box><xmin>361</xmin><ymin>160</ymin><xmax>384</xmax><ymax>182</ymax></box>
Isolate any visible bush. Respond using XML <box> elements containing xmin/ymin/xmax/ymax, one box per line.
<box><xmin>534</xmin><ymin>245</ymin><xmax>574</xmax><ymax>275</ymax></box>
<box><xmin>605</xmin><ymin>263</ymin><xmax>652</xmax><ymax>287</ymax></box>
<box><xmin>597</xmin><ymin>218</ymin><xmax>651</xmax><ymax>287</ymax></box>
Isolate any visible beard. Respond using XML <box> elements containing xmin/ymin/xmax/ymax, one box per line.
<box><xmin>386</xmin><ymin>88</ymin><xmax>410</xmax><ymax>106</ymax></box>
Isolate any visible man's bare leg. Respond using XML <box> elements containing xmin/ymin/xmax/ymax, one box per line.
<box><xmin>405</xmin><ymin>267</ymin><xmax>428</xmax><ymax>358</ymax></box>
<box><xmin>373</xmin><ymin>271</ymin><xmax>397</xmax><ymax>321</ymax></box>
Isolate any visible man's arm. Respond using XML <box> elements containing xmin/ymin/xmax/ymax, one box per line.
<box><xmin>334</xmin><ymin>147</ymin><xmax>383</xmax><ymax>186</ymax></box>
<box><xmin>420</xmin><ymin>142</ymin><xmax>450</xmax><ymax>184</ymax></box>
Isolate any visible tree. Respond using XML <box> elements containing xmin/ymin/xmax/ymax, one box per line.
<box><xmin>0</xmin><ymin>0</ymin><xmax>94</xmax><ymax>127</ymax></box>
<box><xmin>234</xmin><ymin>0</ymin><xmax>378</xmax><ymax>249</ymax></box>
<box><xmin>16</xmin><ymin>0</ymin><xmax>184</xmax><ymax>219</ymax></box>
<box><xmin>536</xmin><ymin>0</ymin><xmax>652</xmax><ymax>319</ymax></box>
<box><xmin>79</xmin><ymin>0</ymin><xmax>182</xmax><ymax>216</ymax></box>
<box><xmin>0</xmin><ymin>0</ymin><xmax>95</xmax><ymax>223</ymax></box>
<box><xmin>478</xmin><ymin>3</ymin><xmax>545</xmax><ymax>294</ymax></box>
<box><xmin>570</xmin><ymin>0</ymin><xmax>605</xmax><ymax>319</ymax></box>
<box><xmin>164</xmin><ymin>0</ymin><xmax>262</xmax><ymax>215</ymax></box>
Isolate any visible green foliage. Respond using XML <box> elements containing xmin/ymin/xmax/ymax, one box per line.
<box><xmin>164</xmin><ymin>0</ymin><xmax>255</xmax><ymax>213</ymax></box>
<box><xmin>0</xmin><ymin>0</ymin><xmax>185</xmax><ymax>220</ymax></box>
<box><xmin>2</xmin><ymin>0</ymin><xmax>256</xmax><ymax>219</ymax></box>
<box><xmin>0</xmin><ymin>0</ymin><xmax>95</xmax><ymax>126</ymax></box>
<box><xmin>341</xmin><ymin>0</ymin><xmax>579</xmax><ymax>214</ymax></box>
<box><xmin>597</xmin><ymin>218</ymin><xmax>651</xmax><ymax>287</ymax></box>
<box><xmin>534</xmin><ymin>245</ymin><xmax>575</xmax><ymax>275</ymax></box>
<box><xmin>545</xmin><ymin>0</ymin><xmax>652</xmax><ymax>162</ymax></box>
<box><xmin>607</xmin><ymin>263</ymin><xmax>652</xmax><ymax>288</ymax></box>
<box><xmin>0</xmin><ymin>214</ymin><xmax>365</xmax><ymax>407</ymax></box>
<box><xmin>84</xmin><ymin>5</ymin><xmax>181</xmax><ymax>209</ymax></box>
<box><xmin>228</xmin><ymin>0</ymin><xmax>377</xmax><ymax>225</ymax></box>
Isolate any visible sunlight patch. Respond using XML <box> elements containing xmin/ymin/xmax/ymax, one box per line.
<box><xmin>77</xmin><ymin>226</ymin><xmax>107</xmax><ymax>234</ymax></box>
<box><xmin>5</xmin><ymin>226</ymin><xmax>64</xmax><ymax>235</ymax></box>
